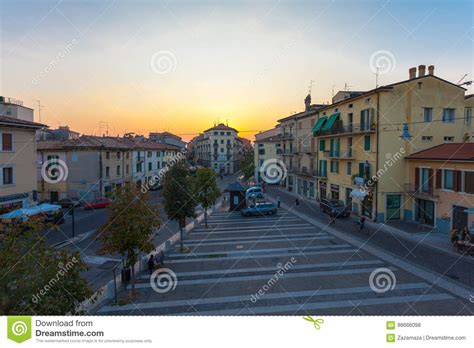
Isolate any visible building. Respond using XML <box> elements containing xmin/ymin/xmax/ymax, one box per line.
<box><xmin>254</xmin><ymin>127</ymin><xmax>282</xmax><ymax>183</ymax></box>
<box><xmin>149</xmin><ymin>131</ymin><xmax>187</xmax><ymax>150</ymax></box>
<box><xmin>36</xmin><ymin>135</ymin><xmax>182</xmax><ymax>201</ymax></box>
<box><xmin>405</xmin><ymin>143</ymin><xmax>474</xmax><ymax>233</ymax></box>
<box><xmin>278</xmin><ymin>94</ymin><xmax>325</xmax><ymax>196</ymax></box>
<box><xmin>279</xmin><ymin>65</ymin><xmax>472</xmax><ymax>223</ymax></box>
<box><xmin>193</xmin><ymin>123</ymin><xmax>245</xmax><ymax>174</ymax></box>
<box><xmin>37</xmin><ymin>125</ymin><xmax>80</xmax><ymax>141</ymax></box>
<box><xmin>0</xmin><ymin>98</ymin><xmax>46</xmax><ymax>213</ymax></box>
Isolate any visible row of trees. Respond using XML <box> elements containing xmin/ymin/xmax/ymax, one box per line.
<box><xmin>1</xmin><ymin>160</ymin><xmax>222</xmax><ymax>313</ymax></box>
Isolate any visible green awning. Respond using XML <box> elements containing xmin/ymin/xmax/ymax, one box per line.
<box><xmin>312</xmin><ymin>117</ymin><xmax>327</xmax><ymax>135</ymax></box>
<box><xmin>321</xmin><ymin>112</ymin><xmax>340</xmax><ymax>132</ymax></box>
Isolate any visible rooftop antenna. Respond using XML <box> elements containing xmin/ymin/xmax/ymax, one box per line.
<box><xmin>457</xmin><ymin>74</ymin><xmax>468</xmax><ymax>85</ymax></box>
<box><xmin>308</xmin><ymin>79</ymin><xmax>314</xmax><ymax>95</ymax></box>
<box><xmin>375</xmin><ymin>67</ymin><xmax>379</xmax><ymax>88</ymax></box>
<box><xmin>344</xmin><ymin>83</ymin><xmax>353</xmax><ymax>91</ymax></box>
<box><xmin>36</xmin><ymin>100</ymin><xmax>43</xmax><ymax>123</ymax></box>
<box><xmin>99</xmin><ymin>121</ymin><xmax>109</xmax><ymax>137</ymax></box>
<box><xmin>331</xmin><ymin>84</ymin><xmax>336</xmax><ymax>98</ymax></box>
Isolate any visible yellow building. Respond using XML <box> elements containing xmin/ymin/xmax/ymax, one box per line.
<box><xmin>405</xmin><ymin>143</ymin><xmax>474</xmax><ymax>233</ymax></box>
<box><xmin>254</xmin><ymin>127</ymin><xmax>282</xmax><ymax>183</ymax></box>
<box><xmin>0</xmin><ymin>113</ymin><xmax>46</xmax><ymax>213</ymax></box>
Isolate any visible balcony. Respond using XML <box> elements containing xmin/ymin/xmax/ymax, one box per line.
<box><xmin>281</xmin><ymin>148</ymin><xmax>296</xmax><ymax>156</ymax></box>
<box><xmin>281</xmin><ymin>133</ymin><xmax>294</xmax><ymax>140</ymax></box>
<box><xmin>315</xmin><ymin>122</ymin><xmax>375</xmax><ymax>137</ymax></box>
<box><xmin>403</xmin><ymin>183</ymin><xmax>439</xmax><ymax>199</ymax></box>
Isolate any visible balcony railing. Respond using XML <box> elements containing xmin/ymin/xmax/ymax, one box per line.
<box><xmin>281</xmin><ymin>133</ymin><xmax>294</xmax><ymax>140</ymax></box>
<box><xmin>403</xmin><ymin>183</ymin><xmax>439</xmax><ymax>198</ymax></box>
<box><xmin>281</xmin><ymin>149</ymin><xmax>296</xmax><ymax>155</ymax></box>
<box><xmin>315</xmin><ymin>122</ymin><xmax>375</xmax><ymax>137</ymax></box>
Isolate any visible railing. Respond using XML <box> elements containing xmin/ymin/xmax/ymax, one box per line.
<box><xmin>281</xmin><ymin>148</ymin><xmax>296</xmax><ymax>155</ymax></box>
<box><xmin>315</xmin><ymin>122</ymin><xmax>375</xmax><ymax>136</ymax></box>
<box><xmin>281</xmin><ymin>133</ymin><xmax>294</xmax><ymax>139</ymax></box>
<box><xmin>403</xmin><ymin>183</ymin><xmax>439</xmax><ymax>198</ymax></box>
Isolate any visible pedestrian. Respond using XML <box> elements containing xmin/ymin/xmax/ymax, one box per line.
<box><xmin>450</xmin><ymin>228</ymin><xmax>459</xmax><ymax>246</ymax></box>
<box><xmin>295</xmin><ymin>198</ymin><xmax>299</xmax><ymax>206</ymax></box>
<box><xmin>148</xmin><ymin>254</ymin><xmax>155</xmax><ymax>275</ymax></box>
<box><xmin>358</xmin><ymin>216</ymin><xmax>366</xmax><ymax>232</ymax></box>
<box><xmin>461</xmin><ymin>227</ymin><xmax>471</xmax><ymax>241</ymax></box>
<box><xmin>277</xmin><ymin>195</ymin><xmax>281</xmax><ymax>208</ymax></box>
<box><xmin>223</xmin><ymin>195</ymin><xmax>227</xmax><ymax>205</ymax></box>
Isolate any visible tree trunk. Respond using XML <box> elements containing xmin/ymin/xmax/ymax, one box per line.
<box><xmin>180</xmin><ymin>224</ymin><xmax>184</xmax><ymax>252</ymax></box>
<box><xmin>130</xmin><ymin>262</ymin><xmax>135</xmax><ymax>294</ymax></box>
<box><xmin>204</xmin><ymin>209</ymin><xmax>208</xmax><ymax>228</ymax></box>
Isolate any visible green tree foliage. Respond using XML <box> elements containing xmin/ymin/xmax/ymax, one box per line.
<box><xmin>162</xmin><ymin>162</ymin><xmax>197</xmax><ymax>251</ymax></box>
<box><xmin>193</xmin><ymin>168</ymin><xmax>221</xmax><ymax>228</ymax></box>
<box><xmin>97</xmin><ymin>184</ymin><xmax>161</xmax><ymax>294</ymax></box>
<box><xmin>241</xmin><ymin>150</ymin><xmax>255</xmax><ymax>180</ymax></box>
<box><xmin>0</xmin><ymin>222</ymin><xmax>91</xmax><ymax>315</ymax></box>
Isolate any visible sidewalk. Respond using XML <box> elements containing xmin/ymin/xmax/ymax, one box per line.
<box><xmin>266</xmin><ymin>185</ymin><xmax>459</xmax><ymax>259</ymax></box>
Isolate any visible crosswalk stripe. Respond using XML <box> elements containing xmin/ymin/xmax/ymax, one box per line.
<box><xmin>191</xmin><ymin>225</ymin><xmax>314</xmax><ymax>234</ymax></box>
<box><xmin>98</xmin><ymin>282</ymin><xmax>429</xmax><ymax>313</ymax></box>
<box><xmin>185</xmin><ymin>232</ymin><xmax>328</xmax><ymax>244</ymax></box>
<box><xmin>184</xmin><ymin>236</ymin><xmax>333</xmax><ymax>247</ymax></box>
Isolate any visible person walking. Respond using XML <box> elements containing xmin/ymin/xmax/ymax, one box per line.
<box><xmin>277</xmin><ymin>195</ymin><xmax>281</xmax><ymax>208</ymax></box>
<box><xmin>450</xmin><ymin>228</ymin><xmax>459</xmax><ymax>245</ymax></box>
<box><xmin>148</xmin><ymin>254</ymin><xmax>155</xmax><ymax>275</ymax></box>
<box><xmin>295</xmin><ymin>198</ymin><xmax>299</xmax><ymax>206</ymax></box>
<box><xmin>358</xmin><ymin>216</ymin><xmax>366</xmax><ymax>233</ymax></box>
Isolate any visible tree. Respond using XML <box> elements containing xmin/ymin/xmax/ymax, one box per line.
<box><xmin>193</xmin><ymin>168</ymin><xmax>221</xmax><ymax>228</ymax></box>
<box><xmin>162</xmin><ymin>162</ymin><xmax>197</xmax><ymax>251</ymax></box>
<box><xmin>97</xmin><ymin>184</ymin><xmax>160</xmax><ymax>295</ymax></box>
<box><xmin>240</xmin><ymin>150</ymin><xmax>255</xmax><ymax>180</ymax></box>
<box><xmin>0</xmin><ymin>222</ymin><xmax>92</xmax><ymax>315</ymax></box>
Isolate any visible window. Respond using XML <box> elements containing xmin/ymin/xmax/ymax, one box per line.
<box><xmin>2</xmin><ymin>167</ymin><xmax>13</xmax><ymax>185</ymax></box>
<box><xmin>147</xmin><ymin>151</ymin><xmax>152</xmax><ymax>158</ymax></box>
<box><xmin>136</xmin><ymin>163</ymin><xmax>142</xmax><ymax>173</ymax></box>
<box><xmin>420</xmin><ymin>168</ymin><xmax>430</xmax><ymax>192</ymax></box>
<box><xmin>463</xmin><ymin>171</ymin><xmax>474</xmax><ymax>194</ymax></box>
<box><xmin>442</xmin><ymin>108</ymin><xmax>455</xmax><ymax>123</ymax></box>
<box><xmin>360</xmin><ymin>109</ymin><xmax>371</xmax><ymax>130</ymax></box>
<box><xmin>126</xmin><ymin>152</ymin><xmax>130</xmax><ymax>159</ymax></box>
<box><xmin>221</xmin><ymin>140</ymin><xmax>224</xmax><ymax>144</ymax></box>
<box><xmin>319</xmin><ymin>139</ymin><xmax>326</xmax><ymax>151</ymax></box>
<box><xmin>422</xmin><ymin>136</ymin><xmax>433</xmax><ymax>142</ymax></box>
<box><xmin>443</xmin><ymin>169</ymin><xmax>454</xmax><ymax>190</ymax></box>
<box><xmin>156</xmin><ymin>151</ymin><xmax>160</xmax><ymax>157</ymax></box>
<box><xmin>364</xmin><ymin>135</ymin><xmax>371</xmax><ymax>151</ymax></box>
<box><xmin>347</xmin><ymin>162</ymin><xmax>352</xmax><ymax>176</ymax></box>
<box><xmin>330</xmin><ymin>160</ymin><xmax>339</xmax><ymax>174</ymax></box>
<box><xmin>106</xmin><ymin>152</ymin><xmax>110</xmax><ymax>159</ymax></box>
<box><xmin>1</xmin><ymin>133</ymin><xmax>13</xmax><ymax>151</ymax></box>
<box><xmin>214</xmin><ymin>131</ymin><xmax>218</xmax><ymax>135</ymax></box>
<box><xmin>126</xmin><ymin>164</ymin><xmax>129</xmax><ymax>174</ymax></box>
<box><xmin>319</xmin><ymin>160</ymin><xmax>327</xmax><ymax>177</ymax></box>
<box><xmin>117</xmin><ymin>152</ymin><xmax>121</xmax><ymax>159</ymax></box>
<box><xmin>116</xmin><ymin>165</ymin><xmax>120</xmax><ymax>175</ymax></box>
<box><xmin>148</xmin><ymin>162</ymin><xmax>152</xmax><ymax>171</ymax></box>
<box><xmin>348</xmin><ymin>104</ymin><xmax>353</xmax><ymax>108</ymax></box>
<box><xmin>226</xmin><ymin>132</ymin><xmax>231</xmax><ymax>135</ymax></box>
<box><xmin>466</xmin><ymin>108</ymin><xmax>472</xmax><ymax>125</ymax></box>
<box><xmin>105</xmin><ymin>166</ymin><xmax>110</xmax><ymax>177</ymax></box>
<box><xmin>444</xmin><ymin>136</ymin><xmax>454</xmax><ymax>143</ymax></box>
<box><xmin>157</xmin><ymin>162</ymin><xmax>161</xmax><ymax>169</ymax></box>
<box><xmin>220</xmin><ymin>148</ymin><xmax>224</xmax><ymax>153</ymax></box>
<box><xmin>423</xmin><ymin>108</ymin><xmax>433</xmax><ymax>122</ymax></box>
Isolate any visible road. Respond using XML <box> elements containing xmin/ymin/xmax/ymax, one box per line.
<box><xmin>95</xmin><ymin>198</ymin><xmax>473</xmax><ymax>315</ymax></box>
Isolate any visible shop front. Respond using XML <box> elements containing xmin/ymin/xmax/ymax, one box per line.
<box><xmin>318</xmin><ymin>181</ymin><xmax>327</xmax><ymax>200</ymax></box>
<box><xmin>330</xmin><ymin>184</ymin><xmax>340</xmax><ymax>200</ymax></box>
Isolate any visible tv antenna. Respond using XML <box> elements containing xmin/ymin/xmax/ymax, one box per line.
<box><xmin>37</xmin><ymin>100</ymin><xmax>43</xmax><ymax>123</ymax></box>
<box><xmin>344</xmin><ymin>83</ymin><xmax>353</xmax><ymax>91</ymax></box>
<box><xmin>375</xmin><ymin>67</ymin><xmax>379</xmax><ymax>88</ymax></box>
<box><xmin>99</xmin><ymin>121</ymin><xmax>109</xmax><ymax>136</ymax></box>
<box><xmin>308</xmin><ymin>80</ymin><xmax>315</xmax><ymax>95</ymax></box>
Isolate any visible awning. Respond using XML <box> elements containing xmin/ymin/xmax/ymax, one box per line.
<box><xmin>0</xmin><ymin>203</ymin><xmax>61</xmax><ymax>220</ymax></box>
<box><xmin>312</xmin><ymin>117</ymin><xmax>327</xmax><ymax>135</ymax></box>
<box><xmin>321</xmin><ymin>112</ymin><xmax>340</xmax><ymax>132</ymax></box>
<box><xmin>350</xmin><ymin>188</ymin><xmax>368</xmax><ymax>200</ymax></box>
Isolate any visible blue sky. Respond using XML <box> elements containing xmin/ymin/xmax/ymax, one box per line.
<box><xmin>1</xmin><ymin>0</ymin><xmax>472</xmax><ymax>138</ymax></box>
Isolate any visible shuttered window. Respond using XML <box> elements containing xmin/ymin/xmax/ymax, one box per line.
<box><xmin>1</xmin><ymin>133</ymin><xmax>13</xmax><ymax>151</ymax></box>
<box><xmin>465</xmin><ymin>172</ymin><xmax>474</xmax><ymax>194</ymax></box>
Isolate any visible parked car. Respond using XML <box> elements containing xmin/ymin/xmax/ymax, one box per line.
<box><xmin>84</xmin><ymin>197</ymin><xmax>113</xmax><ymax>210</ymax></box>
<box><xmin>241</xmin><ymin>202</ymin><xmax>277</xmax><ymax>217</ymax></box>
<box><xmin>58</xmin><ymin>197</ymin><xmax>82</xmax><ymax>209</ymax></box>
<box><xmin>319</xmin><ymin>198</ymin><xmax>351</xmax><ymax>218</ymax></box>
<box><xmin>44</xmin><ymin>210</ymin><xmax>65</xmax><ymax>224</ymax></box>
<box><xmin>246</xmin><ymin>186</ymin><xmax>264</xmax><ymax>200</ymax></box>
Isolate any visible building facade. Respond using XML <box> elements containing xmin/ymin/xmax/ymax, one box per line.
<box><xmin>405</xmin><ymin>143</ymin><xmax>474</xmax><ymax>233</ymax></box>
<box><xmin>254</xmin><ymin>127</ymin><xmax>282</xmax><ymax>183</ymax></box>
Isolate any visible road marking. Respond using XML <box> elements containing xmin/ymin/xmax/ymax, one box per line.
<box><xmin>141</xmin><ymin>259</ymin><xmax>384</xmax><ymax>278</ymax></box>
<box><xmin>206</xmin><ymin>217</ymin><xmax>301</xmax><ymax>224</ymax></box>
<box><xmin>165</xmin><ymin>248</ymin><xmax>360</xmax><ymax>263</ymax></box>
<box><xmin>184</xmin><ymin>232</ymin><xmax>328</xmax><ymax>244</ymax></box>
<box><xmin>167</xmin><ymin>244</ymin><xmax>351</xmax><ymax>258</ymax></box>
<box><xmin>184</xmin><ymin>235</ymin><xmax>333</xmax><ymax>247</ymax></box>
<box><xmin>98</xmin><ymin>282</ymin><xmax>429</xmax><ymax>313</ymax></box>
<box><xmin>133</xmin><ymin>266</ymin><xmax>396</xmax><ymax>288</ymax></box>
<box><xmin>191</xmin><ymin>225</ymin><xmax>314</xmax><ymax>234</ymax></box>
<box><xmin>173</xmin><ymin>293</ymin><xmax>454</xmax><ymax>315</ymax></box>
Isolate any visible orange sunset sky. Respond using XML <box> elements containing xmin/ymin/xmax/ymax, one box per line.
<box><xmin>1</xmin><ymin>0</ymin><xmax>472</xmax><ymax>142</ymax></box>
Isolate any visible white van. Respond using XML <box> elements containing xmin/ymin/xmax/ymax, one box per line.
<box><xmin>246</xmin><ymin>186</ymin><xmax>264</xmax><ymax>200</ymax></box>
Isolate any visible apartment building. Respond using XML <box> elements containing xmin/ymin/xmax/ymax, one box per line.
<box><xmin>254</xmin><ymin>127</ymin><xmax>282</xmax><ymax>183</ymax></box>
<box><xmin>36</xmin><ymin>136</ymin><xmax>182</xmax><ymax>201</ymax></box>
<box><xmin>278</xmin><ymin>94</ymin><xmax>325</xmax><ymax>196</ymax></box>
<box><xmin>405</xmin><ymin>143</ymin><xmax>474</xmax><ymax>233</ymax></box>
<box><xmin>193</xmin><ymin>123</ymin><xmax>245</xmax><ymax>174</ymax></box>
<box><xmin>149</xmin><ymin>131</ymin><xmax>187</xmax><ymax>150</ymax></box>
<box><xmin>310</xmin><ymin>65</ymin><xmax>471</xmax><ymax>222</ymax></box>
<box><xmin>0</xmin><ymin>101</ymin><xmax>46</xmax><ymax>213</ymax></box>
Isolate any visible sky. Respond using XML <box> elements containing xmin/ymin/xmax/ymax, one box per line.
<box><xmin>1</xmin><ymin>0</ymin><xmax>473</xmax><ymax>141</ymax></box>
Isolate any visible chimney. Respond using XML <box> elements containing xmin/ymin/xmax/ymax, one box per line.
<box><xmin>428</xmin><ymin>65</ymin><xmax>435</xmax><ymax>75</ymax></box>
<box><xmin>304</xmin><ymin>94</ymin><xmax>311</xmax><ymax>111</ymax></box>
<box><xmin>409</xmin><ymin>67</ymin><xmax>416</xmax><ymax>79</ymax></box>
<box><xmin>418</xmin><ymin>65</ymin><xmax>426</xmax><ymax>77</ymax></box>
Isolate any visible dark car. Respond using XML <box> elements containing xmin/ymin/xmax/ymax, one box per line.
<box><xmin>84</xmin><ymin>197</ymin><xmax>113</xmax><ymax>210</ymax></box>
<box><xmin>241</xmin><ymin>202</ymin><xmax>277</xmax><ymax>217</ymax></box>
<box><xmin>319</xmin><ymin>198</ymin><xmax>350</xmax><ymax>218</ymax></box>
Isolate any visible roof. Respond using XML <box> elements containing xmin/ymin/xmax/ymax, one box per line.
<box><xmin>0</xmin><ymin>115</ymin><xmax>47</xmax><ymax>129</ymax></box>
<box><xmin>466</xmin><ymin>94</ymin><xmax>474</xmax><ymax>99</ymax></box>
<box><xmin>277</xmin><ymin>104</ymin><xmax>325</xmax><ymax>123</ymax></box>
<box><xmin>37</xmin><ymin>135</ymin><xmax>182</xmax><ymax>152</ymax></box>
<box><xmin>204</xmin><ymin>123</ymin><xmax>238</xmax><ymax>133</ymax></box>
<box><xmin>225</xmin><ymin>181</ymin><xmax>248</xmax><ymax>192</ymax></box>
<box><xmin>405</xmin><ymin>143</ymin><xmax>474</xmax><ymax>161</ymax></box>
<box><xmin>255</xmin><ymin>134</ymin><xmax>281</xmax><ymax>143</ymax></box>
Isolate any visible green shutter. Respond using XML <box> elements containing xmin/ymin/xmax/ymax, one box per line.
<box><xmin>364</xmin><ymin>135</ymin><xmax>371</xmax><ymax>151</ymax></box>
<box><xmin>319</xmin><ymin>139</ymin><xmax>325</xmax><ymax>151</ymax></box>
